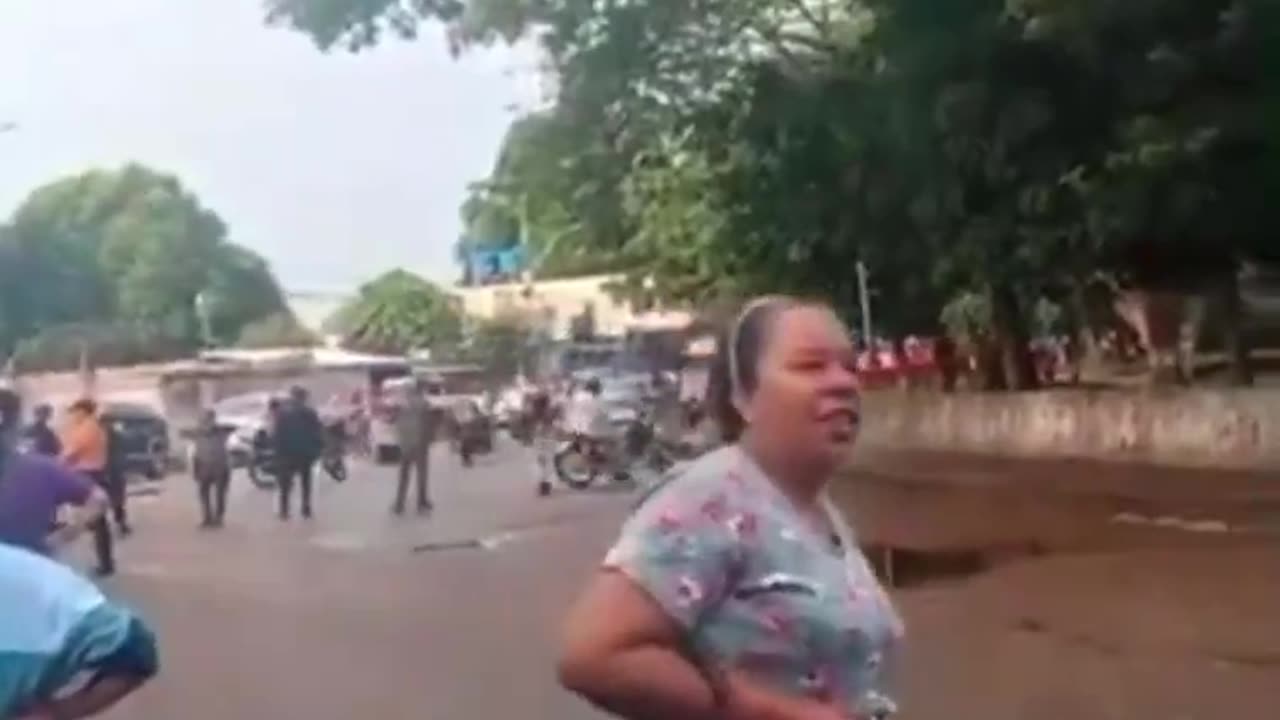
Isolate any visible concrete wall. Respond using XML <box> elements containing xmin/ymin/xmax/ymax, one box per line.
<box><xmin>158</xmin><ymin>367</ymin><xmax>373</xmax><ymax>431</ymax></box>
<box><xmin>11</xmin><ymin>366</ymin><xmax>168</xmax><ymax>418</ymax></box>
<box><xmin>860</xmin><ymin>388</ymin><xmax>1280</xmax><ymax>470</ymax></box>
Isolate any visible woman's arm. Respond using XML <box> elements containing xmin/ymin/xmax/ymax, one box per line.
<box><xmin>558</xmin><ymin>572</ymin><xmax>845</xmax><ymax>720</ymax></box>
<box><xmin>21</xmin><ymin>612</ymin><xmax>158</xmax><ymax>720</ymax></box>
<box><xmin>19</xmin><ymin>676</ymin><xmax>144</xmax><ymax>720</ymax></box>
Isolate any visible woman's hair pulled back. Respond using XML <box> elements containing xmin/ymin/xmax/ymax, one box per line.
<box><xmin>704</xmin><ymin>296</ymin><xmax>799</xmax><ymax>443</ymax></box>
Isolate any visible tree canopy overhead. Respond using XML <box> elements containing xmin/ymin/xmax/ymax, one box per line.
<box><xmin>269</xmin><ymin>0</ymin><xmax>1269</xmax><ymax>387</ymax></box>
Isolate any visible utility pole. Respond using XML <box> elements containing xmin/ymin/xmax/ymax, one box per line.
<box><xmin>855</xmin><ymin>260</ymin><xmax>873</xmax><ymax>346</ymax></box>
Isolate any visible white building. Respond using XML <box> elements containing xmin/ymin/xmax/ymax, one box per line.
<box><xmin>451</xmin><ymin>274</ymin><xmax>688</xmax><ymax>340</ymax></box>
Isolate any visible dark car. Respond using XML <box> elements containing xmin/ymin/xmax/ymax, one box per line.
<box><xmin>101</xmin><ymin>403</ymin><xmax>170</xmax><ymax>480</ymax></box>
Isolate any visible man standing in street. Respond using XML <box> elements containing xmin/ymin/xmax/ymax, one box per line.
<box><xmin>393</xmin><ymin>378</ymin><xmax>436</xmax><ymax>515</ymax></box>
<box><xmin>188</xmin><ymin>409</ymin><xmax>233</xmax><ymax>528</ymax></box>
<box><xmin>21</xmin><ymin>403</ymin><xmax>61</xmax><ymax>457</ymax></box>
<box><xmin>273</xmin><ymin>386</ymin><xmax>323</xmax><ymax>520</ymax></box>
<box><xmin>60</xmin><ymin>399</ymin><xmax>117</xmax><ymax>576</ymax></box>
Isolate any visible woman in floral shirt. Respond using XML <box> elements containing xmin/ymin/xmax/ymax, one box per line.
<box><xmin>558</xmin><ymin>296</ymin><xmax>902</xmax><ymax>720</ymax></box>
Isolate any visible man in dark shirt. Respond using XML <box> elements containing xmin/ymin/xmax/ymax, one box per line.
<box><xmin>273</xmin><ymin>386</ymin><xmax>323</xmax><ymax>520</ymax></box>
<box><xmin>21</xmin><ymin>403</ymin><xmax>61</xmax><ymax>457</ymax></box>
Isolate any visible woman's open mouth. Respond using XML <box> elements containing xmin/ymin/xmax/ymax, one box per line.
<box><xmin>817</xmin><ymin>407</ymin><xmax>859</xmax><ymax>442</ymax></box>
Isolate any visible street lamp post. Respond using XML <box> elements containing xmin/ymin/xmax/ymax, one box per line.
<box><xmin>855</xmin><ymin>260</ymin><xmax>873</xmax><ymax>346</ymax></box>
<box><xmin>194</xmin><ymin>292</ymin><xmax>213</xmax><ymax>348</ymax></box>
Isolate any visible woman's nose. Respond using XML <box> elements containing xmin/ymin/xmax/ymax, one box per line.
<box><xmin>821</xmin><ymin>363</ymin><xmax>859</xmax><ymax>392</ymax></box>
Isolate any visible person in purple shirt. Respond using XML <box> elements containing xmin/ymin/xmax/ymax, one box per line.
<box><xmin>0</xmin><ymin>387</ymin><xmax>109</xmax><ymax>556</ymax></box>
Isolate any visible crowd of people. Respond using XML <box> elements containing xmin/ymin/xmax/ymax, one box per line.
<box><xmin>0</xmin><ymin>294</ymin><xmax>904</xmax><ymax>719</ymax></box>
<box><xmin>0</xmin><ymin>387</ymin><xmax>159</xmax><ymax>718</ymax></box>
<box><xmin>1</xmin><ymin>395</ymin><xmax>129</xmax><ymax>576</ymax></box>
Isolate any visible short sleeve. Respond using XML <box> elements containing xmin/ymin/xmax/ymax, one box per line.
<box><xmin>604</xmin><ymin>475</ymin><xmax>744</xmax><ymax>629</ymax></box>
<box><xmin>55</xmin><ymin>601</ymin><xmax>158</xmax><ymax>682</ymax></box>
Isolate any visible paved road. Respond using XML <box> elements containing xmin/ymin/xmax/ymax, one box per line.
<box><xmin>87</xmin><ymin>439</ymin><xmax>631</xmax><ymax>720</ymax></box>
<box><xmin>68</xmin><ymin>440</ymin><xmax>1280</xmax><ymax>720</ymax></box>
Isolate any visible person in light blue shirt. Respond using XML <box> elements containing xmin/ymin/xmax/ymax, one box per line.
<box><xmin>0</xmin><ymin>543</ymin><xmax>158</xmax><ymax>719</ymax></box>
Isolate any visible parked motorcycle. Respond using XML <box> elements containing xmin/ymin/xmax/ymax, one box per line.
<box><xmin>246</xmin><ymin>430</ymin><xmax>279</xmax><ymax>490</ymax></box>
<box><xmin>320</xmin><ymin>420</ymin><xmax>348</xmax><ymax>482</ymax></box>
<box><xmin>320</xmin><ymin>447</ymin><xmax>347</xmax><ymax>482</ymax></box>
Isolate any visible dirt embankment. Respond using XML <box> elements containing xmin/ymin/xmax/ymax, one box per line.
<box><xmin>833</xmin><ymin>450</ymin><xmax>1280</xmax><ymax>719</ymax></box>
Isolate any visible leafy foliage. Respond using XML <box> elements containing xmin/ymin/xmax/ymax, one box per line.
<box><xmin>454</xmin><ymin>315</ymin><xmax>534</xmax><ymax>380</ymax></box>
<box><xmin>456</xmin><ymin>110</ymin><xmax>631</xmax><ymax>280</ymax></box>
<box><xmin>269</xmin><ymin>0</ymin><xmax>1269</xmax><ymax>387</ymax></box>
<box><xmin>329</xmin><ymin>269</ymin><xmax>463</xmax><ymax>354</ymax></box>
<box><xmin>0</xmin><ymin>165</ymin><xmax>291</xmax><ymax>367</ymax></box>
<box><xmin>236</xmin><ymin>312</ymin><xmax>319</xmax><ymax>349</ymax></box>
<box><xmin>10</xmin><ymin>322</ymin><xmax>191</xmax><ymax>374</ymax></box>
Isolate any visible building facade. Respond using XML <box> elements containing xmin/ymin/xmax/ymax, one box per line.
<box><xmin>451</xmin><ymin>274</ymin><xmax>644</xmax><ymax>340</ymax></box>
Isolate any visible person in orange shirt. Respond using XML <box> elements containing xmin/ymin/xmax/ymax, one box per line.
<box><xmin>61</xmin><ymin>399</ymin><xmax>116</xmax><ymax>577</ymax></box>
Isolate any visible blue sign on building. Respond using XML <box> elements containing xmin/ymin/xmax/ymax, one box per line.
<box><xmin>466</xmin><ymin>245</ymin><xmax>527</xmax><ymax>284</ymax></box>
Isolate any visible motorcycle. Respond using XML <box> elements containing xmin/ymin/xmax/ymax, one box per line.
<box><xmin>320</xmin><ymin>420</ymin><xmax>348</xmax><ymax>482</ymax></box>
<box><xmin>245</xmin><ymin>429</ymin><xmax>279</xmax><ymax>490</ymax></box>
<box><xmin>320</xmin><ymin>446</ymin><xmax>347</xmax><ymax>482</ymax></box>
<box><xmin>552</xmin><ymin>406</ymin><xmax>674</xmax><ymax>490</ymax></box>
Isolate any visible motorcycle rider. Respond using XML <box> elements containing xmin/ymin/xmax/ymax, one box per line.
<box><xmin>564</xmin><ymin>377</ymin><xmax>612</xmax><ymax>470</ymax></box>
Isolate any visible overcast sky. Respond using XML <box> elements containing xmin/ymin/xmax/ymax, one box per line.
<box><xmin>0</xmin><ymin>0</ymin><xmax>540</xmax><ymax>293</ymax></box>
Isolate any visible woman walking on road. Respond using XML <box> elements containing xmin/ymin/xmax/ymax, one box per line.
<box><xmin>557</xmin><ymin>296</ymin><xmax>903</xmax><ymax>720</ymax></box>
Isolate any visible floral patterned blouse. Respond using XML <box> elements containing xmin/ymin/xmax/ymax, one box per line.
<box><xmin>604</xmin><ymin>445</ymin><xmax>904</xmax><ymax>718</ymax></box>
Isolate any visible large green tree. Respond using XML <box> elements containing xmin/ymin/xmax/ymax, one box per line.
<box><xmin>0</xmin><ymin>164</ymin><xmax>291</xmax><ymax>361</ymax></box>
<box><xmin>328</xmin><ymin>269</ymin><xmax>463</xmax><ymax>353</ymax></box>
<box><xmin>457</xmin><ymin>109</ymin><xmax>633</xmax><ymax>281</ymax></box>
<box><xmin>202</xmin><ymin>244</ymin><xmax>291</xmax><ymax>345</ymax></box>
<box><xmin>269</xmin><ymin>0</ymin><xmax>1267</xmax><ymax>387</ymax></box>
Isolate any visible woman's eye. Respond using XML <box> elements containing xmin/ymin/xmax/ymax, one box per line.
<box><xmin>788</xmin><ymin>359</ymin><xmax>827</xmax><ymax>373</ymax></box>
